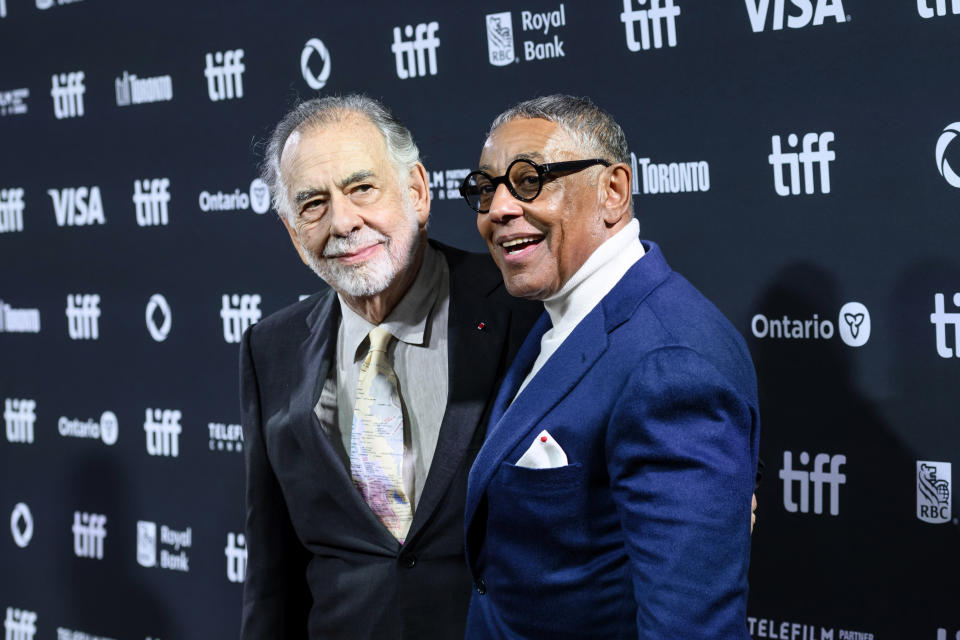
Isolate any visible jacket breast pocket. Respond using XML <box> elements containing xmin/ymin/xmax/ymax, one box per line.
<box><xmin>495</xmin><ymin>460</ymin><xmax>584</xmax><ymax>496</ymax></box>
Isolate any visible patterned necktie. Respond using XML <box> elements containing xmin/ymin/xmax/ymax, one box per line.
<box><xmin>350</xmin><ymin>326</ymin><xmax>413</xmax><ymax>542</ymax></box>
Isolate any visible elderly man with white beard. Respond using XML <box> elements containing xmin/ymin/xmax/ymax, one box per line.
<box><xmin>238</xmin><ymin>95</ymin><xmax>539</xmax><ymax>640</ymax></box>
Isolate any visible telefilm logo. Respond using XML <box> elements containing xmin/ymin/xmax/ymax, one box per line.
<box><xmin>0</xmin><ymin>88</ymin><xmax>28</xmax><ymax>116</ymax></box>
<box><xmin>48</xmin><ymin>186</ymin><xmax>105</xmax><ymax>227</ymax></box>
<box><xmin>198</xmin><ymin>179</ymin><xmax>269</xmax><ymax>214</ymax></box>
<box><xmin>73</xmin><ymin>511</ymin><xmax>107</xmax><ymax>559</ymax></box>
<box><xmin>221</xmin><ymin>294</ymin><xmax>261</xmax><ymax>344</ymax></box>
<box><xmin>486</xmin><ymin>4</ymin><xmax>568</xmax><ymax>65</ymax></box>
<box><xmin>0</xmin><ymin>188</ymin><xmax>25</xmax><ymax>233</ymax></box>
<box><xmin>769</xmin><ymin>131</ymin><xmax>835</xmax><ymax>196</ymax></box>
<box><xmin>58</xmin><ymin>411</ymin><xmax>119</xmax><ymax>446</ymax></box>
<box><xmin>11</xmin><ymin>503</ymin><xmax>34</xmax><ymax>549</ymax></box>
<box><xmin>56</xmin><ymin>628</ymin><xmax>117</xmax><ymax>640</ymax></box>
<box><xmin>225</xmin><ymin>532</ymin><xmax>247</xmax><ymax>583</ymax></box>
<box><xmin>4</xmin><ymin>607</ymin><xmax>37</xmax><ymax>640</ymax></box>
<box><xmin>51</xmin><ymin>71</ymin><xmax>85</xmax><ymax>119</ymax></box>
<box><xmin>204</xmin><ymin>49</ymin><xmax>245</xmax><ymax>101</ymax></box>
<box><xmin>145</xmin><ymin>294</ymin><xmax>171</xmax><ymax>342</ymax></box>
<box><xmin>917</xmin><ymin>460</ymin><xmax>952</xmax><ymax>524</ymax></box>
<box><xmin>931</xmin><ymin>293</ymin><xmax>960</xmax><ymax>358</ymax></box>
<box><xmin>5</xmin><ymin>398</ymin><xmax>37</xmax><ymax>444</ymax></box>
<box><xmin>746</xmin><ymin>0</ymin><xmax>847</xmax><ymax>32</ymax></box>
<box><xmin>144</xmin><ymin>408</ymin><xmax>181</xmax><ymax>457</ymax></box>
<box><xmin>780</xmin><ymin>451</ymin><xmax>846</xmax><ymax>515</ymax></box>
<box><xmin>748</xmin><ymin>617</ymin><xmax>874</xmax><ymax>639</ymax></box>
<box><xmin>301</xmin><ymin>38</ymin><xmax>331</xmax><ymax>90</ymax></box>
<box><xmin>0</xmin><ymin>299</ymin><xmax>41</xmax><ymax>333</ymax></box>
<box><xmin>391</xmin><ymin>21</ymin><xmax>440</xmax><ymax>79</ymax></box>
<box><xmin>136</xmin><ymin>520</ymin><xmax>192</xmax><ymax>572</ymax></box>
<box><xmin>621</xmin><ymin>0</ymin><xmax>681</xmax><ymax>51</ymax></box>
<box><xmin>751</xmin><ymin>301</ymin><xmax>870</xmax><ymax>347</ymax></box>
<box><xmin>66</xmin><ymin>294</ymin><xmax>101</xmax><ymax>340</ymax></box>
<box><xmin>428</xmin><ymin>169</ymin><xmax>470</xmax><ymax>201</ymax></box>
<box><xmin>209</xmin><ymin>422</ymin><xmax>243</xmax><ymax>452</ymax></box>
<box><xmin>630</xmin><ymin>152</ymin><xmax>710</xmax><ymax>195</ymax></box>
<box><xmin>935</xmin><ymin>122</ymin><xmax>960</xmax><ymax>189</ymax></box>
<box><xmin>115</xmin><ymin>71</ymin><xmax>173</xmax><ymax>107</ymax></box>
<box><xmin>133</xmin><ymin>178</ymin><xmax>171</xmax><ymax>226</ymax></box>
<box><xmin>919</xmin><ymin>0</ymin><xmax>960</xmax><ymax>18</ymax></box>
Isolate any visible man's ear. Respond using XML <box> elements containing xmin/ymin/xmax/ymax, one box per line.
<box><xmin>406</xmin><ymin>162</ymin><xmax>431</xmax><ymax>228</ymax></box>
<box><xmin>280</xmin><ymin>214</ymin><xmax>310</xmax><ymax>267</ymax></box>
<box><xmin>600</xmin><ymin>162</ymin><xmax>633</xmax><ymax>227</ymax></box>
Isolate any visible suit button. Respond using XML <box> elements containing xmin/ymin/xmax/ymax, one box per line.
<box><xmin>401</xmin><ymin>554</ymin><xmax>416</xmax><ymax>568</ymax></box>
<box><xmin>475</xmin><ymin>578</ymin><xmax>486</xmax><ymax>595</ymax></box>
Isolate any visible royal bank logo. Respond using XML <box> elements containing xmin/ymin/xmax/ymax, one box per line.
<box><xmin>198</xmin><ymin>179</ymin><xmax>269</xmax><ymax>214</ymax></box>
<box><xmin>58</xmin><ymin>411</ymin><xmax>119</xmax><ymax>446</ymax></box>
<box><xmin>391</xmin><ymin>21</ymin><xmax>440</xmax><ymax>79</ymax></box>
<box><xmin>0</xmin><ymin>188</ymin><xmax>25</xmax><ymax>233</ymax></box>
<box><xmin>0</xmin><ymin>88</ymin><xmax>28</xmax><ymax>116</ymax></box>
<box><xmin>5</xmin><ymin>399</ymin><xmax>37</xmax><ymax>444</ymax></box>
<box><xmin>209</xmin><ymin>422</ymin><xmax>243</xmax><ymax>452</ymax></box>
<box><xmin>621</xmin><ymin>0</ymin><xmax>681</xmax><ymax>51</ymax></box>
<box><xmin>780</xmin><ymin>450</ymin><xmax>846</xmax><ymax>515</ymax></box>
<box><xmin>4</xmin><ymin>607</ymin><xmax>37</xmax><ymax>640</ymax></box>
<box><xmin>428</xmin><ymin>168</ymin><xmax>470</xmax><ymax>201</ymax></box>
<box><xmin>204</xmin><ymin>49</ymin><xmax>245</xmax><ymax>101</ymax></box>
<box><xmin>935</xmin><ymin>122</ymin><xmax>960</xmax><ymax>188</ymax></box>
<box><xmin>48</xmin><ymin>186</ymin><xmax>105</xmax><ymax>227</ymax></box>
<box><xmin>136</xmin><ymin>520</ymin><xmax>191</xmax><ymax>572</ymax></box>
<box><xmin>486</xmin><ymin>12</ymin><xmax>516</xmax><ymax>66</ymax></box>
<box><xmin>133</xmin><ymin>178</ymin><xmax>171</xmax><ymax>226</ymax></box>
<box><xmin>919</xmin><ymin>0</ymin><xmax>959</xmax><ymax>18</ymax></box>
<box><xmin>917</xmin><ymin>460</ymin><xmax>952</xmax><ymax>524</ymax></box>
<box><xmin>145</xmin><ymin>294</ymin><xmax>171</xmax><ymax>342</ymax></box>
<box><xmin>72</xmin><ymin>511</ymin><xmax>107</xmax><ymax>559</ymax></box>
<box><xmin>630</xmin><ymin>153</ymin><xmax>710</xmax><ymax>195</ymax></box>
<box><xmin>769</xmin><ymin>131</ymin><xmax>835</xmax><ymax>196</ymax></box>
<box><xmin>225</xmin><ymin>532</ymin><xmax>247</xmax><ymax>583</ymax></box>
<box><xmin>51</xmin><ymin>71</ymin><xmax>85</xmax><ymax>119</ymax></box>
<box><xmin>144</xmin><ymin>408</ymin><xmax>181</xmax><ymax>457</ymax></box>
<box><xmin>301</xmin><ymin>38</ymin><xmax>331</xmax><ymax>90</ymax></box>
<box><xmin>931</xmin><ymin>293</ymin><xmax>960</xmax><ymax>358</ymax></box>
<box><xmin>66</xmin><ymin>294</ymin><xmax>100</xmax><ymax>340</ymax></box>
<box><xmin>751</xmin><ymin>301</ymin><xmax>870</xmax><ymax>347</ymax></box>
<box><xmin>746</xmin><ymin>0</ymin><xmax>847</xmax><ymax>32</ymax></box>
<box><xmin>221</xmin><ymin>294</ymin><xmax>261</xmax><ymax>343</ymax></box>
<box><xmin>0</xmin><ymin>300</ymin><xmax>41</xmax><ymax>334</ymax></box>
<box><xmin>115</xmin><ymin>71</ymin><xmax>173</xmax><ymax>107</ymax></box>
<box><xmin>10</xmin><ymin>503</ymin><xmax>34</xmax><ymax>549</ymax></box>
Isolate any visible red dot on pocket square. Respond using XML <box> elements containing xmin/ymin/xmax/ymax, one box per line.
<box><xmin>540</xmin><ymin>435</ymin><xmax>548</xmax><ymax>443</ymax></box>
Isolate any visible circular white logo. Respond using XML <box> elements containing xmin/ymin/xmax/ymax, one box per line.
<box><xmin>249</xmin><ymin>178</ymin><xmax>270</xmax><ymax>214</ymax></box>
<box><xmin>838</xmin><ymin>301</ymin><xmax>870</xmax><ymax>347</ymax></box>
<box><xmin>100</xmin><ymin>410</ymin><xmax>119</xmax><ymax>446</ymax></box>
<box><xmin>146</xmin><ymin>293</ymin><xmax>172</xmax><ymax>342</ymax></box>
<box><xmin>936</xmin><ymin>122</ymin><xmax>960</xmax><ymax>188</ymax></box>
<box><xmin>11</xmin><ymin>503</ymin><xmax>33</xmax><ymax>548</ymax></box>
<box><xmin>35</xmin><ymin>0</ymin><xmax>54</xmax><ymax>9</ymax></box>
<box><xmin>301</xmin><ymin>38</ymin><xmax>331</xmax><ymax>90</ymax></box>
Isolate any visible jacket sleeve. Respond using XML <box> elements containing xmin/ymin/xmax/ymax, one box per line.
<box><xmin>605</xmin><ymin>346</ymin><xmax>758</xmax><ymax>640</ymax></box>
<box><xmin>239</xmin><ymin>326</ymin><xmax>312</xmax><ymax>639</ymax></box>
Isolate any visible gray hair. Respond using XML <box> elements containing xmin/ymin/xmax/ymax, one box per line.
<box><xmin>260</xmin><ymin>94</ymin><xmax>421</xmax><ymax>221</ymax></box>
<box><xmin>488</xmin><ymin>94</ymin><xmax>630</xmax><ymax>165</ymax></box>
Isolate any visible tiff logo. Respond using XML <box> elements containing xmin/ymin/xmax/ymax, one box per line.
<box><xmin>50</xmin><ymin>71</ymin><xmax>85</xmax><ymax>119</ymax></box>
<box><xmin>144</xmin><ymin>408</ymin><xmax>182</xmax><ymax>457</ymax></box>
<box><xmin>204</xmin><ymin>49</ymin><xmax>245</xmax><ymax>101</ymax></box>
<box><xmin>746</xmin><ymin>0</ymin><xmax>847</xmax><ymax>31</ymax></box>
<box><xmin>0</xmin><ymin>188</ymin><xmax>25</xmax><ymax>233</ymax></box>
<box><xmin>225</xmin><ymin>532</ymin><xmax>247</xmax><ymax>583</ymax></box>
<box><xmin>4</xmin><ymin>399</ymin><xmax>36</xmax><ymax>444</ymax></box>
<box><xmin>621</xmin><ymin>0</ymin><xmax>681</xmax><ymax>51</ymax></box>
<box><xmin>931</xmin><ymin>293</ymin><xmax>960</xmax><ymax>358</ymax></box>
<box><xmin>0</xmin><ymin>88</ymin><xmax>29</xmax><ymax>116</ymax></box>
<box><xmin>221</xmin><ymin>294</ymin><xmax>261</xmax><ymax>343</ymax></box>
<box><xmin>391</xmin><ymin>22</ymin><xmax>440</xmax><ymax>79</ymax></box>
<box><xmin>4</xmin><ymin>608</ymin><xmax>37</xmax><ymax>640</ymax></box>
<box><xmin>72</xmin><ymin>511</ymin><xmax>107</xmax><ymax>559</ymax></box>
<box><xmin>66</xmin><ymin>294</ymin><xmax>100</xmax><ymax>340</ymax></box>
<box><xmin>780</xmin><ymin>451</ymin><xmax>846</xmax><ymax>515</ymax></box>
<box><xmin>769</xmin><ymin>132</ymin><xmax>835</xmax><ymax>196</ymax></box>
<box><xmin>133</xmin><ymin>179</ymin><xmax>171</xmax><ymax>226</ymax></box>
<box><xmin>48</xmin><ymin>186</ymin><xmax>105</xmax><ymax>226</ymax></box>
<box><xmin>919</xmin><ymin>0</ymin><xmax>959</xmax><ymax>18</ymax></box>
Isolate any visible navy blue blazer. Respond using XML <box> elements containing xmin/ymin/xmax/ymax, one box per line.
<box><xmin>464</xmin><ymin>241</ymin><xmax>760</xmax><ymax>639</ymax></box>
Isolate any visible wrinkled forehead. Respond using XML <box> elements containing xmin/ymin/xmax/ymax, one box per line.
<box><xmin>479</xmin><ymin>117</ymin><xmax>577</xmax><ymax>171</ymax></box>
<box><xmin>279</xmin><ymin>116</ymin><xmax>388</xmax><ymax>182</ymax></box>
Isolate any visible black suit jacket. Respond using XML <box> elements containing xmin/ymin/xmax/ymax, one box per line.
<box><xmin>239</xmin><ymin>242</ymin><xmax>539</xmax><ymax>639</ymax></box>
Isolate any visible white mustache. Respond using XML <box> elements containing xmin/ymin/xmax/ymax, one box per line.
<box><xmin>322</xmin><ymin>229</ymin><xmax>389</xmax><ymax>258</ymax></box>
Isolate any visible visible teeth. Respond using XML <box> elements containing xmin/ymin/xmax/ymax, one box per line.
<box><xmin>502</xmin><ymin>237</ymin><xmax>539</xmax><ymax>249</ymax></box>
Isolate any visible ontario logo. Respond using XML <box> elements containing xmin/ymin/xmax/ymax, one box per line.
<box><xmin>751</xmin><ymin>301</ymin><xmax>870</xmax><ymax>347</ymax></box>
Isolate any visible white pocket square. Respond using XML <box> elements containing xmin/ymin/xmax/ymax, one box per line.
<box><xmin>515</xmin><ymin>430</ymin><xmax>569</xmax><ymax>469</ymax></box>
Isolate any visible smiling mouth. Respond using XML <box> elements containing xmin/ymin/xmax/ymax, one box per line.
<box><xmin>500</xmin><ymin>236</ymin><xmax>543</xmax><ymax>254</ymax></box>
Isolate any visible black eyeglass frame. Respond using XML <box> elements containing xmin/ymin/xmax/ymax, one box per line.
<box><xmin>459</xmin><ymin>158</ymin><xmax>612</xmax><ymax>213</ymax></box>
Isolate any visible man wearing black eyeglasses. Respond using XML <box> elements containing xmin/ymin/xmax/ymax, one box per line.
<box><xmin>460</xmin><ymin>95</ymin><xmax>761</xmax><ymax>639</ymax></box>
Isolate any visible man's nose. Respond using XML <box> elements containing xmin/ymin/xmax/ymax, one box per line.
<box><xmin>486</xmin><ymin>182</ymin><xmax>523</xmax><ymax>223</ymax></box>
<box><xmin>327</xmin><ymin>196</ymin><xmax>364</xmax><ymax>236</ymax></box>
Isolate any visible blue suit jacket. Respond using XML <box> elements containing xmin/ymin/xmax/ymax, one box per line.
<box><xmin>464</xmin><ymin>241</ymin><xmax>760</xmax><ymax>639</ymax></box>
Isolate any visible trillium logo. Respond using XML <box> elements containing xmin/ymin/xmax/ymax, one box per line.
<box><xmin>936</xmin><ymin>122</ymin><xmax>960</xmax><ymax>188</ymax></box>
<box><xmin>837</xmin><ymin>301</ymin><xmax>870</xmax><ymax>347</ymax></box>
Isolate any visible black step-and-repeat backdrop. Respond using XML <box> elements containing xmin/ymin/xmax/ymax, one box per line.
<box><xmin>2</xmin><ymin>1</ymin><xmax>959</xmax><ymax>638</ymax></box>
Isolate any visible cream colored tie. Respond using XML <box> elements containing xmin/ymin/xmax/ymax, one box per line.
<box><xmin>350</xmin><ymin>326</ymin><xmax>413</xmax><ymax>542</ymax></box>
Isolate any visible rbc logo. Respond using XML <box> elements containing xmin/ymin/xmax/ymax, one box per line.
<box><xmin>768</xmin><ymin>132</ymin><xmax>835</xmax><ymax>196</ymax></box>
<box><xmin>917</xmin><ymin>461</ymin><xmax>952</xmax><ymax>524</ymax></box>
<box><xmin>486</xmin><ymin>12</ymin><xmax>515</xmax><ymax>66</ymax></box>
<box><xmin>391</xmin><ymin>22</ymin><xmax>440</xmax><ymax>79</ymax></box>
<box><xmin>779</xmin><ymin>450</ymin><xmax>846</xmax><ymax>515</ymax></box>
